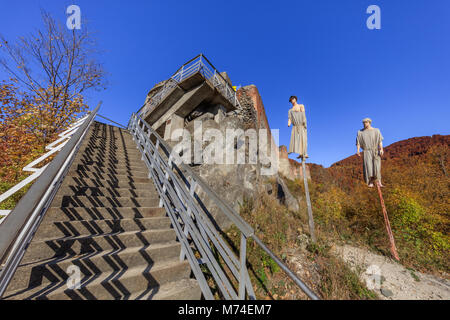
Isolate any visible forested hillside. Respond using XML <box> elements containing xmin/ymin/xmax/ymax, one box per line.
<box><xmin>305</xmin><ymin>135</ymin><xmax>449</xmax><ymax>274</ymax></box>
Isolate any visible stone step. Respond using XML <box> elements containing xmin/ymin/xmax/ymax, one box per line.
<box><xmin>81</xmin><ymin>139</ymin><xmax>135</xmax><ymax>147</ymax></box>
<box><xmin>79</xmin><ymin>150</ymin><xmax>143</xmax><ymax>161</ymax></box>
<box><xmin>73</xmin><ymin>152</ymin><xmax>145</xmax><ymax>164</ymax></box>
<box><xmin>22</xmin><ymin>229</ymin><xmax>177</xmax><ymax>264</ymax></box>
<box><xmin>78</xmin><ymin>150</ymin><xmax>142</xmax><ymax>160</ymax></box>
<box><xmin>72</xmin><ymin>159</ymin><xmax>148</xmax><ymax>172</ymax></box>
<box><xmin>45</xmin><ymin>207</ymin><xmax>166</xmax><ymax>222</ymax></box>
<box><xmin>82</xmin><ymin>137</ymin><xmax>135</xmax><ymax>146</ymax></box>
<box><xmin>129</xmin><ymin>278</ymin><xmax>201</xmax><ymax>300</ymax></box>
<box><xmin>61</xmin><ymin>176</ymin><xmax>155</xmax><ymax>190</ymax></box>
<box><xmin>82</xmin><ymin>133</ymin><xmax>134</xmax><ymax>141</ymax></box>
<box><xmin>51</xmin><ymin>195</ymin><xmax>160</xmax><ymax>208</ymax></box>
<box><xmin>88</xmin><ymin>126</ymin><xmax>131</xmax><ymax>134</ymax></box>
<box><xmin>66</xmin><ymin>171</ymin><xmax>152</xmax><ymax>184</ymax></box>
<box><xmin>82</xmin><ymin>135</ymin><xmax>133</xmax><ymax>142</ymax></box>
<box><xmin>84</xmin><ymin>130</ymin><xmax>133</xmax><ymax>138</ymax></box>
<box><xmin>59</xmin><ymin>186</ymin><xmax>157</xmax><ymax>198</ymax></box>
<box><xmin>72</xmin><ymin>165</ymin><xmax>149</xmax><ymax>177</ymax></box>
<box><xmin>42</xmin><ymin>261</ymin><xmax>192</xmax><ymax>300</ymax></box>
<box><xmin>81</xmin><ymin>143</ymin><xmax>135</xmax><ymax>150</ymax></box>
<box><xmin>73</xmin><ymin>154</ymin><xmax>143</xmax><ymax>166</ymax></box>
<box><xmin>79</xmin><ymin>141</ymin><xmax>140</xmax><ymax>150</ymax></box>
<box><xmin>6</xmin><ymin>261</ymin><xmax>193</xmax><ymax>300</ymax></box>
<box><xmin>79</xmin><ymin>144</ymin><xmax>141</xmax><ymax>155</ymax></box>
<box><xmin>4</xmin><ymin>244</ymin><xmax>185</xmax><ymax>297</ymax></box>
<box><xmin>88</xmin><ymin>124</ymin><xmax>129</xmax><ymax>132</ymax></box>
<box><xmin>80</xmin><ymin>137</ymin><xmax>137</xmax><ymax>146</ymax></box>
<box><xmin>33</xmin><ymin>217</ymin><xmax>171</xmax><ymax>240</ymax></box>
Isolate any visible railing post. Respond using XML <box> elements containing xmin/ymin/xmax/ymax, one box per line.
<box><xmin>180</xmin><ymin>177</ymin><xmax>197</xmax><ymax>261</ymax></box>
<box><xmin>146</xmin><ymin>131</ymin><xmax>154</xmax><ymax>175</ymax></box>
<box><xmin>137</xmin><ymin>119</ymin><xmax>145</xmax><ymax>151</ymax></box>
<box><xmin>127</xmin><ymin>113</ymin><xmax>133</xmax><ymax>131</ymax></box>
<box><xmin>130</xmin><ymin>116</ymin><xmax>136</xmax><ymax>141</ymax></box>
<box><xmin>180</xmin><ymin>65</ymin><xmax>185</xmax><ymax>82</ymax></box>
<box><xmin>159</xmin><ymin>154</ymin><xmax>173</xmax><ymax>208</ymax></box>
<box><xmin>239</xmin><ymin>233</ymin><xmax>248</xmax><ymax>300</ymax></box>
<box><xmin>198</xmin><ymin>55</ymin><xmax>202</xmax><ymax>73</ymax></box>
<box><xmin>141</xmin><ymin>130</ymin><xmax>151</xmax><ymax>163</ymax></box>
<box><xmin>153</xmin><ymin>140</ymin><xmax>160</xmax><ymax>160</ymax></box>
<box><xmin>151</xmin><ymin>140</ymin><xmax>164</xmax><ymax>208</ymax></box>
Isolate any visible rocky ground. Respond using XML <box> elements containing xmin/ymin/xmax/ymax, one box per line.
<box><xmin>331</xmin><ymin>244</ymin><xmax>450</xmax><ymax>300</ymax></box>
<box><xmin>284</xmin><ymin>235</ymin><xmax>450</xmax><ymax>300</ymax></box>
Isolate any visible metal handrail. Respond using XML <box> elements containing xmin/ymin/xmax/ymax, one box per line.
<box><xmin>95</xmin><ymin>114</ymin><xmax>127</xmax><ymax>129</ymax></box>
<box><xmin>128</xmin><ymin>113</ymin><xmax>320</xmax><ymax>300</ymax></box>
<box><xmin>129</xmin><ymin>113</ymin><xmax>254</xmax><ymax>300</ymax></box>
<box><xmin>137</xmin><ymin>54</ymin><xmax>240</xmax><ymax>117</ymax></box>
<box><xmin>0</xmin><ymin>102</ymin><xmax>102</xmax><ymax>297</ymax></box>
<box><xmin>0</xmin><ymin>114</ymin><xmax>90</xmax><ymax>221</ymax></box>
<box><xmin>172</xmin><ymin>53</ymin><xmax>232</xmax><ymax>90</ymax></box>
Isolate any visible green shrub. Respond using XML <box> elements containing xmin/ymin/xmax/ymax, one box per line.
<box><xmin>0</xmin><ymin>180</ymin><xmax>32</xmax><ymax>211</ymax></box>
<box><xmin>261</xmin><ymin>251</ymin><xmax>280</xmax><ymax>274</ymax></box>
<box><xmin>314</xmin><ymin>186</ymin><xmax>347</xmax><ymax>223</ymax></box>
<box><xmin>388</xmin><ymin>189</ymin><xmax>449</xmax><ymax>270</ymax></box>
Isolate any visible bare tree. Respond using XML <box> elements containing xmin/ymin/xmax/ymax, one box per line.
<box><xmin>0</xmin><ymin>10</ymin><xmax>106</xmax><ymax>143</ymax></box>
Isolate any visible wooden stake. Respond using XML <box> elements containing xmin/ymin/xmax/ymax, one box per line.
<box><xmin>376</xmin><ymin>182</ymin><xmax>400</xmax><ymax>261</ymax></box>
<box><xmin>302</xmin><ymin>159</ymin><xmax>316</xmax><ymax>243</ymax></box>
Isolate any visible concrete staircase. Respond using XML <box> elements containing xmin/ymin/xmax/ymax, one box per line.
<box><xmin>2</xmin><ymin>121</ymin><xmax>201</xmax><ymax>300</ymax></box>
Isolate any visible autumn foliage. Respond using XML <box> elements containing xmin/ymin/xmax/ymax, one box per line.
<box><xmin>0</xmin><ymin>11</ymin><xmax>105</xmax><ymax>210</ymax></box>
<box><xmin>0</xmin><ymin>80</ymin><xmax>87</xmax><ymax>182</ymax></box>
<box><xmin>304</xmin><ymin>135</ymin><xmax>450</xmax><ymax>274</ymax></box>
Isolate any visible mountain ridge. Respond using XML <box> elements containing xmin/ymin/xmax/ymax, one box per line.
<box><xmin>300</xmin><ymin>134</ymin><xmax>450</xmax><ymax>182</ymax></box>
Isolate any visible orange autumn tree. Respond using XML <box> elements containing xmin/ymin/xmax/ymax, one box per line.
<box><xmin>0</xmin><ymin>81</ymin><xmax>87</xmax><ymax>182</ymax></box>
<box><xmin>0</xmin><ymin>11</ymin><xmax>106</xmax><ymax>201</ymax></box>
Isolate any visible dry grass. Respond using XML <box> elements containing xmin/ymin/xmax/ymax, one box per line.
<box><xmin>286</xmin><ymin>165</ymin><xmax>450</xmax><ymax>276</ymax></box>
<box><xmin>224</xmin><ymin>180</ymin><xmax>378</xmax><ymax>300</ymax></box>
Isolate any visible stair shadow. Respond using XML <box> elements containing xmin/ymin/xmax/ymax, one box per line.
<box><xmin>67</xmin><ymin>186</ymin><xmax>142</xmax><ymax>198</ymax></box>
<box><xmin>4</xmin><ymin>122</ymin><xmax>168</xmax><ymax>300</ymax></box>
<box><xmin>7</xmin><ymin>218</ymin><xmax>161</xmax><ymax>300</ymax></box>
<box><xmin>57</xmin><ymin>207</ymin><xmax>149</xmax><ymax>221</ymax></box>
<box><xmin>69</xmin><ymin>176</ymin><xmax>142</xmax><ymax>190</ymax></box>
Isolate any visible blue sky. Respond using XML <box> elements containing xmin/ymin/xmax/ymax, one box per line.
<box><xmin>0</xmin><ymin>0</ymin><xmax>449</xmax><ymax>167</ymax></box>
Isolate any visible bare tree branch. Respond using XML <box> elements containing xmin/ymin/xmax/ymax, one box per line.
<box><xmin>0</xmin><ymin>10</ymin><xmax>106</xmax><ymax>139</ymax></box>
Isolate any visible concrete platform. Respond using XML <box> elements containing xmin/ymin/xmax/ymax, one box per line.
<box><xmin>142</xmin><ymin>70</ymin><xmax>237</xmax><ymax>136</ymax></box>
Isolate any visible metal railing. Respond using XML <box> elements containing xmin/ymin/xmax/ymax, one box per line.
<box><xmin>128</xmin><ymin>113</ymin><xmax>319</xmax><ymax>300</ymax></box>
<box><xmin>0</xmin><ymin>114</ymin><xmax>90</xmax><ymax>223</ymax></box>
<box><xmin>138</xmin><ymin>54</ymin><xmax>241</xmax><ymax>117</ymax></box>
<box><xmin>0</xmin><ymin>103</ymin><xmax>101</xmax><ymax>297</ymax></box>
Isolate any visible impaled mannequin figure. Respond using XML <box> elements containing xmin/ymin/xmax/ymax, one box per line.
<box><xmin>356</xmin><ymin>118</ymin><xmax>385</xmax><ymax>187</ymax></box>
<box><xmin>288</xmin><ymin>96</ymin><xmax>308</xmax><ymax>160</ymax></box>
